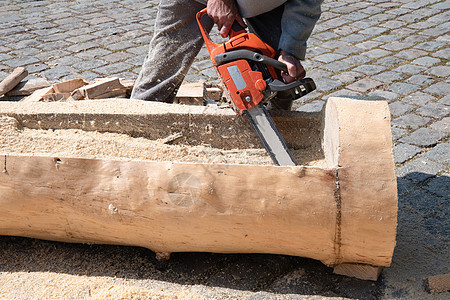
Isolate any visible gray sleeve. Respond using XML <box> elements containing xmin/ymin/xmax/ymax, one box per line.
<box><xmin>278</xmin><ymin>0</ymin><xmax>323</xmax><ymax>60</ymax></box>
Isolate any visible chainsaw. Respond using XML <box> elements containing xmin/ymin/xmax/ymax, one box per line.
<box><xmin>196</xmin><ymin>9</ymin><xmax>316</xmax><ymax>166</ymax></box>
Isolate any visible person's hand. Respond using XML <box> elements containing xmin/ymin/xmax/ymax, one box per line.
<box><xmin>207</xmin><ymin>0</ymin><xmax>246</xmax><ymax>38</ymax></box>
<box><xmin>278</xmin><ymin>50</ymin><xmax>306</xmax><ymax>83</ymax></box>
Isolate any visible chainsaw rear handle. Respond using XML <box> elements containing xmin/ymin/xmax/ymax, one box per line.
<box><xmin>196</xmin><ymin>8</ymin><xmax>246</xmax><ymax>40</ymax></box>
<box><xmin>196</xmin><ymin>8</ymin><xmax>221</xmax><ymax>57</ymax></box>
<box><xmin>229</xmin><ymin>21</ymin><xmax>246</xmax><ymax>38</ymax></box>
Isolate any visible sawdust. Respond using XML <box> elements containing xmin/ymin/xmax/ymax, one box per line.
<box><xmin>0</xmin><ymin>271</ymin><xmax>220</xmax><ymax>300</ymax></box>
<box><xmin>0</xmin><ymin>116</ymin><xmax>325</xmax><ymax>167</ymax></box>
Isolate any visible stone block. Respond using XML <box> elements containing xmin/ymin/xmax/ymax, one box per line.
<box><xmin>403</xmin><ymin>92</ymin><xmax>436</xmax><ymax>106</ymax></box>
<box><xmin>423</xmin><ymin>143</ymin><xmax>450</xmax><ymax>165</ymax></box>
<box><xmin>416</xmin><ymin>103</ymin><xmax>449</xmax><ymax>119</ymax></box>
<box><xmin>393</xmin><ymin>64</ymin><xmax>427</xmax><ymax>75</ymax></box>
<box><xmin>388</xmin><ymin>82</ymin><xmax>420</xmax><ymax>94</ymax></box>
<box><xmin>353</xmin><ymin>65</ymin><xmax>387</xmax><ymax>75</ymax></box>
<box><xmin>373</xmin><ymin>71</ymin><xmax>406</xmax><ymax>84</ymax></box>
<box><xmin>393</xmin><ymin>143</ymin><xmax>422</xmax><ymax>164</ymax></box>
<box><xmin>438</xmin><ymin>96</ymin><xmax>450</xmax><ymax>106</ymax></box>
<box><xmin>427</xmin><ymin>66</ymin><xmax>450</xmax><ymax>78</ymax></box>
<box><xmin>315</xmin><ymin>78</ymin><xmax>341</xmax><ymax>92</ymax></box>
<box><xmin>347</xmin><ymin>78</ymin><xmax>383</xmax><ymax>93</ymax></box>
<box><xmin>400</xmin><ymin>128</ymin><xmax>446</xmax><ymax>147</ymax></box>
<box><xmin>368</xmin><ymin>90</ymin><xmax>398</xmax><ymax>102</ymax></box>
<box><xmin>425</xmin><ymin>82</ymin><xmax>450</xmax><ymax>96</ymax></box>
<box><xmin>411</xmin><ymin>56</ymin><xmax>441</xmax><ymax>67</ymax></box>
<box><xmin>391</xmin><ymin>114</ymin><xmax>431</xmax><ymax>129</ymax></box>
<box><xmin>295</xmin><ymin>100</ymin><xmax>325</xmax><ymax>113</ymax></box>
<box><xmin>391</xmin><ymin>127</ymin><xmax>408</xmax><ymax>141</ymax></box>
<box><xmin>425</xmin><ymin>175</ymin><xmax>450</xmax><ymax>198</ymax></box>
<box><xmin>389</xmin><ymin>101</ymin><xmax>414</xmax><ymax>116</ymax></box>
<box><xmin>406</xmin><ymin>75</ymin><xmax>434</xmax><ymax>86</ymax></box>
<box><xmin>396</xmin><ymin>158</ymin><xmax>446</xmax><ymax>182</ymax></box>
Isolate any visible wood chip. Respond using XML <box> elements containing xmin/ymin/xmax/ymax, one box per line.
<box><xmin>4</xmin><ymin>78</ymin><xmax>51</xmax><ymax>96</ymax></box>
<box><xmin>425</xmin><ymin>274</ymin><xmax>450</xmax><ymax>294</ymax></box>
<box><xmin>174</xmin><ymin>81</ymin><xmax>205</xmax><ymax>105</ymax></box>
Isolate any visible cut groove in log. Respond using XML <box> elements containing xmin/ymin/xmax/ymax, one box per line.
<box><xmin>0</xmin><ymin>97</ymin><xmax>397</xmax><ymax>280</ymax></box>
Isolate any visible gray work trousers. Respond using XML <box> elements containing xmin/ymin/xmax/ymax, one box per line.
<box><xmin>131</xmin><ymin>0</ymin><xmax>284</xmax><ymax>102</ymax></box>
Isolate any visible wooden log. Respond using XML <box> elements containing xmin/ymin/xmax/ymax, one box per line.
<box><xmin>0</xmin><ymin>97</ymin><xmax>398</xmax><ymax>278</ymax></box>
<box><xmin>323</xmin><ymin>98</ymin><xmax>398</xmax><ymax>266</ymax></box>
<box><xmin>0</xmin><ymin>67</ymin><xmax>28</xmax><ymax>97</ymax></box>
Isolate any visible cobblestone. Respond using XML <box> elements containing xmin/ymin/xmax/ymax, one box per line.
<box><xmin>427</xmin><ymin>65</ymin><xmax>450</xmax><ymax>78</ymax></box>
<box><xmin>423</xmin><ymin>142</ymin><xmax>450</xmax><ymax>165</ymax></box>
<box><xmin>424</xmin><ymin>82</ymin><xmax>450</xmax><ymax>96</ymax></box>
<box><xmin>424</xmin><ymin>174</ymin><xmax>450</xmax><ymax>198</ymax></box>
<box><xmin>392</xmin><ymin>114</ymin><xmax>431</xmax><ymax>129</ymax></box>
<box><xmin>388</xmin><ymin>82</ymin><xmax>420</xmax><ymax>94</ymax></box>
<box><xmin>372</xmin><ymin>71</ymin><xmax>406</xmax><ymax>83</ymax></box>
<box><xmin>430</xmin><ymin>117</ymin><xmax>450</xmax><ymax>135</ymax></box>
<box><xmin>403</xmin><ymin>91</ymin><xmax>436</xmax><ymax>106</ymax></box>
<box><xmin>406</xmin><ymin>74</ymin><xmax>434</xmax><ymax>86</ymax></box>
<box><xmin>396</xmin><ymin>158</ymin><xmax>446</xmax><ymax>182</ymax></box>
<box><xmin>393</xmin><ymin>143</ymin><xmax>422</xmax><ymax>164</ymax></box>
<box><xmin>400</xmin><ymin>127</ymin><xmax>445</xmax><ymax>147</ymax></box>
<box><xmin>347</xmin><ymin>78</ymin><xmax>383</xmax><ymax>92</ymax></box>
<box><xmin>416</xmin><ymin>102</ymin><xmax>449</xmax><ymax>119</ymax></box>
<box><xmin>389</xmin><ymin>101</ymin><xmax>414</xmax><ymax>116</ymax></box>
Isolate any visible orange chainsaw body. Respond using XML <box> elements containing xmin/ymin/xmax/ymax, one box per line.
<box><xmin>196</xmin><ymin>9</ymin><xmax>279</xmax><ymax>112</ymax></box>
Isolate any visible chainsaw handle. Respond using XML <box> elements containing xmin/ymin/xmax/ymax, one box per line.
<box><xmin>196</xmin><ymin>9</ymin><xmax>247</xmax><ymax>49</ymax></box>
<box><xmin>196</xmin><ymin>8</ymin><xmax>220</xmax><ymax>54</ymax></box>
<box><xmin>229</xmin><ymin>21</ymin><xmax>246</xmax><ymax>38</ymax></box>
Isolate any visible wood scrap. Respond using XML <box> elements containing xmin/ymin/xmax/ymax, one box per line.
<box><xmin>4</xmin><ymin>78</ymin><xmax>50</xmax><ymax>96</ymax></box>
<box><xmin>120</xmin><ymin>79</ymin><xmax>135</xmax><ymax>98</ymax></box>
<box><xmin>42</xmin><ymin>93</ymin><xmax>71</xmax><ymax>102</ymax></box>
<box><xmin>333</xmin><ymin>263</ymin><xmax>382</xmax><ymax>281</ymax></box>
<box><xmin>425</xmin><ymin>274</ymin><xmax>450</xmax><ymax>294</ymax></box>
<box><xmin>52</xmin><ymin>78</ymin><xmax>87</xmax><ymax>93</ymax></box>
<box><xmin>20</xmin><ymin>86</ymin><xmax>54</xmax><ymax>103</ymax></box>
<box><xmin>205</xmin><ymin>87</ymin><xmax>223</xmax><ymax>101</ymax></box>
<box><xmin>70</xmin><ymin>77</ymin><xmax>127</xmax><ymax>100</ymax></box>
<box><xmin>0</xmin><ymin>67</ymin><xmax>28</xmax><ymax>97</ymax></box>
<box><xmin>174</xmin><ymin>81</ymin><xmax>205</xmax><ymax>105</ymax></box>
<box><xmin>160</xmin><ymin>132</ymin><xmax>183</xmax><ymax>144</ymax></box>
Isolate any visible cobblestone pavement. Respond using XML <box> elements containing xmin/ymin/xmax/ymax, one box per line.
<box><xmin>0</xmin><ymin>0</ymin><xmax>449</xmax><ymax>299</ymax></box>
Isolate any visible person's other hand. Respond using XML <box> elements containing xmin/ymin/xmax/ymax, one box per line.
<box><xmin>207</xmin><ymin>0</ymin><xmax>246</xmax><ymax>37</ymax></box>
<box><xmin>278</xmin><ymin>50</ymin><xmax>306</xmax><ymax>83</ymax></box>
